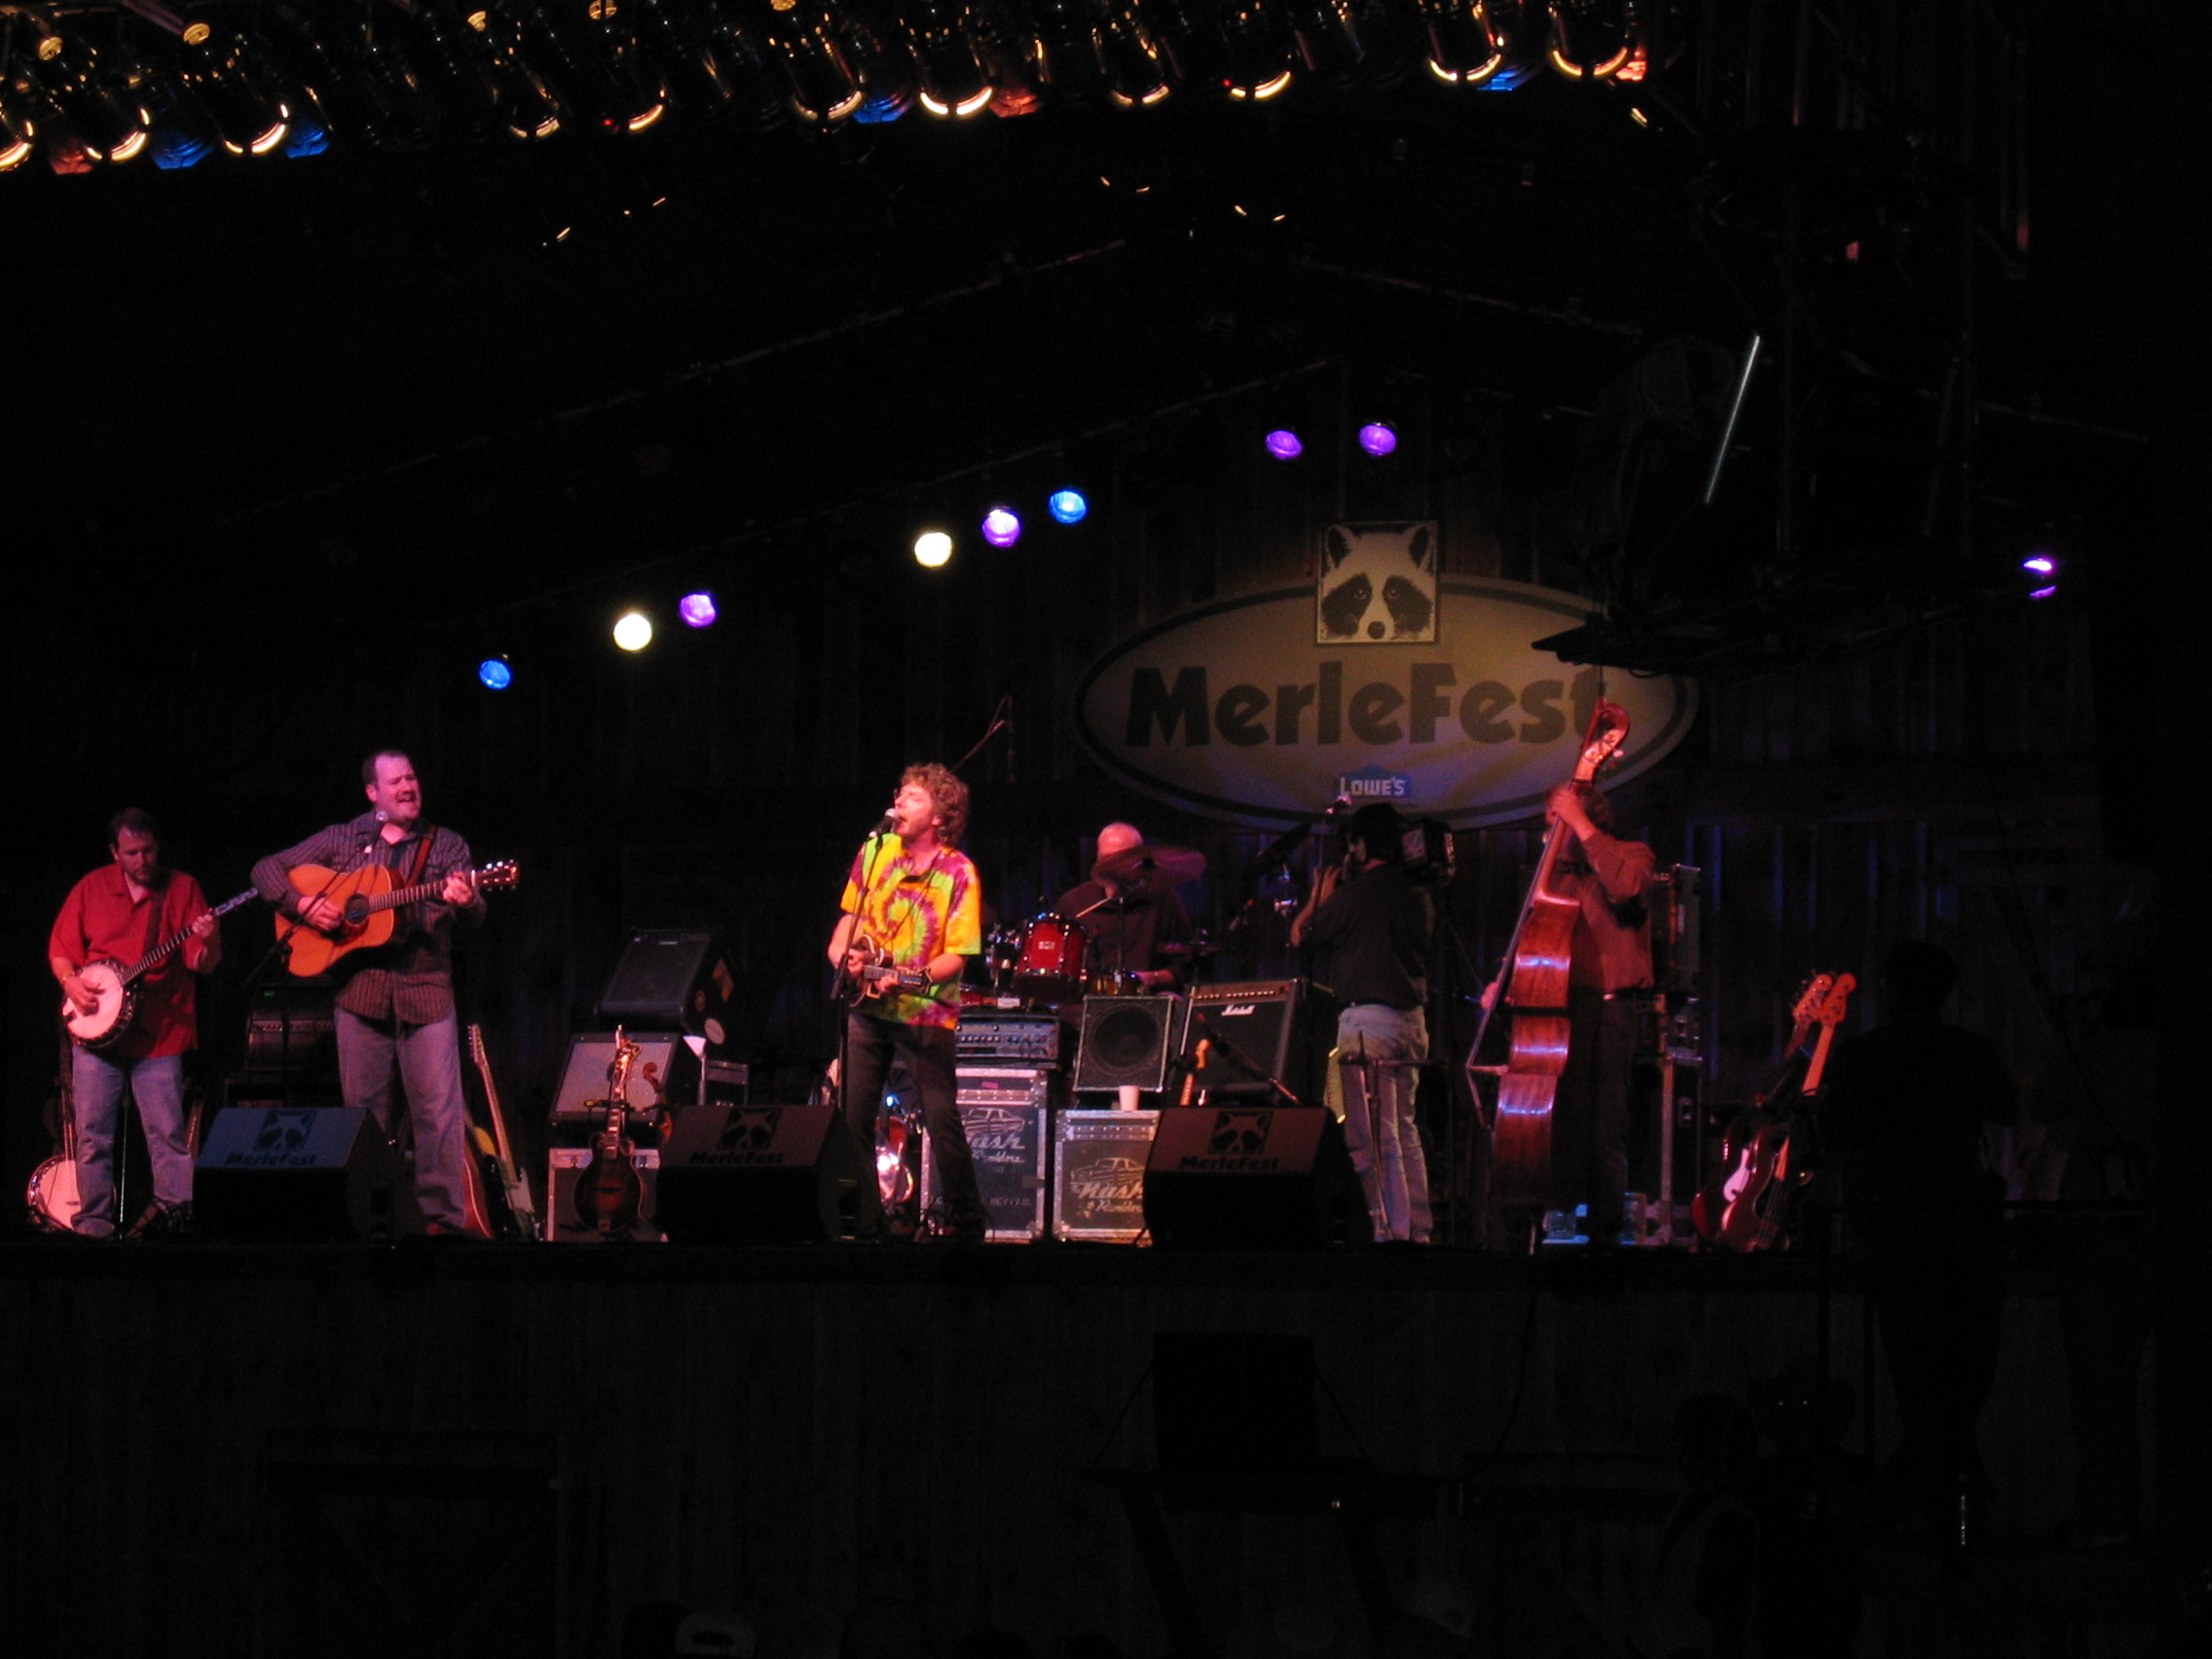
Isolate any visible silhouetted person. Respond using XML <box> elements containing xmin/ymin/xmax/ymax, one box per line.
<box><xmin>1822</xmin><ymin>940</ymin><xmax>2013</xmax><ymax>1557</ymax></box>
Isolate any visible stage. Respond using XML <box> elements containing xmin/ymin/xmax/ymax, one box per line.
<box><xmin>2</xmin><ymin>1234</ymin><xmax>2163</xmax><ymax>1659</ymax></box>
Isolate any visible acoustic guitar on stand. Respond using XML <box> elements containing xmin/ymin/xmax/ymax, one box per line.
<box><xmin>277</xmin><ymin>860</ymin><xmax>519</xmax><ymax>977</ymax></box>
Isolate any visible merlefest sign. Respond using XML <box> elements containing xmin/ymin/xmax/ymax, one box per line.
<box><xmin>1074</xmin><ymin>525</ymin><xmax>1698</xmax><ymax>829</ymax></box>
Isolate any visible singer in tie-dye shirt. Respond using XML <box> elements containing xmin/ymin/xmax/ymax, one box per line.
<box><xmin>828</xmin><ymin>763</ymin><xmax>986</xmax><ymax>1240</ymax></box>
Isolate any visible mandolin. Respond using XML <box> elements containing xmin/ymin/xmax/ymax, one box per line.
<box><xmin>572</xmin><ymin>1026</ymin><xmax>645</xmax><ymax>1238</ymax></box>
<box><xmin>840</xmin><ymin>933</ymin><xmax>932</xmax><ymax>1004</ymax></box>
<box><xmin>63</xmin><ymin>889</ymin><xmax>259</xmax><ymax>1051</ymax></box>
<box><xmin>278</xmin><ymin>860</ymin><xmax>518</xmax><ymax>977</ymax></box>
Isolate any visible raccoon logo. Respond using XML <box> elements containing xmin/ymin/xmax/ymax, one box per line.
<box><xmin>252</xmin><ymin>1110</ymin><xmax>314</xmax><ymax>1154</ymax></box>
<box><xmin>719</xmin><ymin>1110</ymin><xmax>779</xmax><ymax>1152</ymax></box>
<box><xmin>1318</xmin><ymin>522</ymin><xmax>1438</xmax><ymax>644</ymax></box>
<box><xmin>1208</xmin><ymin>1111</ymin><xmax>1272</xmax><ymax>1157</ymax></box>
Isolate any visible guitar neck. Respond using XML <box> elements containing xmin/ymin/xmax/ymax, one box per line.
<box><xmin>120</xmin><ymin>890</ymin><xmax>255</xmax><ymax>985</ymax></box>
<box><xmin>362</xmin><ymin>871</ymin><xmax>474</xmax><ymax>915</ymax></box>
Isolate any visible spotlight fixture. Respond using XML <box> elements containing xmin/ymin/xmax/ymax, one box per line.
<box><xmin>913</xmin><ymin>530</ymin><xmax>954</xmax><ymax>569</ymax></box>
<box><xmin>1220</xmin><ymin>0</ymin><xmax>1296</xmax><ymax>101</ymax></box>
<box><xmin>903</xmin><ymin>0</ymin><xmax>993</xmax><ymax>117</ymax></box>
<box><xmin>1545</xmin><ymin>0</ymin><xmax>1635</xmax><ymax>81</ymax></box>
<box><xmin>1421</xmin><ymin>0</ymin><xmax>1541</xmax><ymax>90</ymax></box>
<box><xmin>1049</xmin><ymin>489</ymin><xmax>1089</xmax><ymax>525</ymax></box>
<box><xmin>980</xmin><ymin>506</ymin><xmax>1022</xmax><ymax>547</ymax></box>
<box><xmin>21</xmin><ymin>21</ymin><xmax>150</xmax><ymax>164</ymax></box>
<box><xmin>1357</xmin><ymin>422</ymin><xmax>1399</xmax><ymax>457</ymax></box>
<box><xmin>1265</xmin><ymin>429</ymin><xmax>1305</xmax><ymax>461</ymax></box>
<box><xmin>478</xmin><ymin>655</ymin><xmax>516</xmax><ymax>690</ymax></box>
<box><xmin>679</xmin><ymin>591</ymin><xmax>719</xmax><ymax>627</ymax></box>
<box><xmin>614</xmin><ymin>610</ymin><xmax>655</xmax><ymax>650</ymax></box>
<box><xmin>174</xmin><ymin>23</ymin><xmax>292</xmax><ymax>157</ymax></box>
<box><xmin>2022</xmin><ymin>554</ymin><xmax>2060</xmax><ymax>601</ymax></box>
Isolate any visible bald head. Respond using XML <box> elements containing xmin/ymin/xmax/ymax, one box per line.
<box><xmin>1096</xmin><ymin>823</ymin><xmax>1143</xmax><ymax>866</ymax></box>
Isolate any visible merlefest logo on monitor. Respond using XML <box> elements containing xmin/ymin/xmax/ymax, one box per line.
<box><xmin>1076</xmin><ymin>531</ymin><xmax>1697</xmax><ymax>830</ymax></box>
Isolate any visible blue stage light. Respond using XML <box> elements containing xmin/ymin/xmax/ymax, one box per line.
<box><xmin>1049</xmin><ymin>490</ymin><xmax>1088</xmax><ymax>525</ymax></box>
<box><xmin>478</xmin><ymin>657</ymin><xmax>513</xmax><ymax>691</ymax></box>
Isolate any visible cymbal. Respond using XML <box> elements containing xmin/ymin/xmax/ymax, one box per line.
<box><xmin>1096</xmin><ymin>842</ymin><xmax>1206</xmax><ymax>888</ymax></box>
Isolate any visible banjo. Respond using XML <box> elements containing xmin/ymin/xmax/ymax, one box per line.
<box><xmin>61</xmin><ymin>888</ymin><xmax>258</xmax><ymax>1051</ymax></box>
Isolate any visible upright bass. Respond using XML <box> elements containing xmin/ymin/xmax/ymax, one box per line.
<box><xmin>1465</xmin><ymin>698</ymin><xmax>1632</xmax><ymax>1214</ymax></box>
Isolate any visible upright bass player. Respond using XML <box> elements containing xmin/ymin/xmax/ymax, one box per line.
<box><xmin>1472</xmin><ymin>703</ymin><xmax>1655</xmax><ymax>1246</ymax></box>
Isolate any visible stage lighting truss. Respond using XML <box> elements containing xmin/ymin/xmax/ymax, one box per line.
<box><xmin>0</xmin><ymin>0</ymin><xmax>1683</xmax><ymax>175</ymax></box>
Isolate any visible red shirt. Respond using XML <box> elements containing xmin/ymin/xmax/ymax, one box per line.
<box><xmin>50</xmin><ymin>865</ymin><xmax>213</xmax><ymax>1058</ymax></box>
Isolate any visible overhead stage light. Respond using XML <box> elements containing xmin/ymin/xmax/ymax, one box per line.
<box><xmin>680</xmin><ymin>592</ymin><xmax>719</xmax><ymax>627</ymax></box>
<box><xmin>914</xmin><ymin>531</ymin><xmax>954</xmax><ymax>569</ymax></box>
<box><xmin>22</xmin><ymin>22</ymin><xmax>150</xmax><ymax>164</ymax></box>
<box><xmin>980</xmin><ymin>507</ymin><xmax>1022</xmax><ymax>547</ymax></box>
<box><xmin>1266</xmin><ymin>429</ymin><xmax>1305</xmax><ymax>461</ymax></box>
<box><xmin>614</xmin><ymin>610</ymin><xmax>655</xmax><ymax>650</ymax></box>
<box><xmin>175</xmin><ymin>23</ymin><xmax>292</xmax><ymax>156</ymax></box>
<box><xmin>1049</xmin><ymin>490</ymin><xmax>1089</xmax><ymax>525</ymax></box>
<box><xmin>1357</xmin><ymin>422</ymin><xmax>1399</xmax><ymax>457</ymax></box>
<box><xmin>479</xmin><ymin>656</ymin><xmax>515</xmax><ymax>690</ymax></box>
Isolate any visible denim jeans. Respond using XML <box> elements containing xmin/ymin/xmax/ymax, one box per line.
<box><xmin>1335</xmin><ymin>1003</ymin><xmax>1432</xmax><ymax>1242</ymax></box>
<box><xmin>70</xmin><ymin>1048</ymin><xmax>193</xmax><ymax>1236</ymax></box>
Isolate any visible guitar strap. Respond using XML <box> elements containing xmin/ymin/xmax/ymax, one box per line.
<box><xmin>402</xmin><ymin>823</ymin><xmax>438</xmax><ymax>889</ymax></box>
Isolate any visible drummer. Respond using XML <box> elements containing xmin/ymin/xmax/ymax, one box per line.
<box><xmin>1056</xmin><ymin>823</ymin><xmax>1198</xmax><ymax>997</ymax></box>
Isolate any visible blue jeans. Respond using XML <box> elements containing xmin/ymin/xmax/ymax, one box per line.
<box><xmin>70</xmin><ymin>1048</ymin><xmax>194</xmax><ymax>1236</ymax></box>
<box><xmin>336</xmin><ymin>1008</ymin><xmax>471</xmax><ymax>1229</ymax></box>
<box><xmin>1335</xmin><ymin>1004</ymin><xmax>1432</xmax><ymax>1242</ymax></box>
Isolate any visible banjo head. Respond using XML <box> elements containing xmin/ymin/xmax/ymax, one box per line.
<box><xmin>62</xmin><ymin>959</ymin><xmax>135</xmax><ymax>1050</ymax></box>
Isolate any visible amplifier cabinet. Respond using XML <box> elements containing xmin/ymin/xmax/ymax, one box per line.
<box><xmin>955</xmin><ymin>1014</ymin><xmax>1065</xmax><ymax>1065</ymax></box>
<box><xmin>1053</xmin><ymin>1109</ymin><xmax>1160</xmax><ymax>1243</ymax></box>
<box><xmin>545</xmin><ymin>1146</ymin><xmax>663</xmax><ymax>1242</ymax></box>
<box><xmin>922</xmin><ymin>1101</ymin><xmax>1051</xmax><ymax>1242</ymax></box>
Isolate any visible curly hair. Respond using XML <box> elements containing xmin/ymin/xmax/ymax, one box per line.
<box><xmin>903</xmin><ymin>762</ymin><xmax>970</xmax><ymax>848</ymax></box>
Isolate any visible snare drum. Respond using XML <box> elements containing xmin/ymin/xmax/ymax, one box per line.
<box><xmin>1013</xmin><ymin>913</ymin><xmax>1089</xmax><ymax>1005</ymax></box>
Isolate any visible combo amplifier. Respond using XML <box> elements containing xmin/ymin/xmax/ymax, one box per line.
<box><xmin>1053</xmin><ymin>1109</ymin><xmax>1160</xmax><ymax>1243</ymax></box>
<box><xmin>1179</xmin><ymin>980</ymin><xmax>1312</xmax><ymax>1104</ymax></box>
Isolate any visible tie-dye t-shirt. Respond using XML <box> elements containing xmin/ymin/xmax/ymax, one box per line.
<box><xmin>840</xmin><ymin>834</ymin><xmax>982</xmax><ymax>1029</ymax></box>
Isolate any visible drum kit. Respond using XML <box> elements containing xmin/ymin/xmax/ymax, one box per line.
<box><xmin>981</xmin><ymin>841</ymin><xmax>1211</xmax><ymax>1010</ymax></box>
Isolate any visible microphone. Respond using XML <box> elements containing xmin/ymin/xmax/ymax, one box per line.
<box><xmin>873</xmin><ymin>808</ymin><xmax>897</xmax><ymax>835</ymax></box>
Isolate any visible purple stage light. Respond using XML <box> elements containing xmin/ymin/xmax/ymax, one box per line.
<box><xmin>981</xmin><ymin>507</ymin><xmax>1022</xmax><ymax>547</ymax></box>
<box><xmin>680</xmin><ymin>592</ymin><xmax>719</xmax><ymax>628</ymax></box>
<box><xmin>1265</xmin><ymin>429</ymin><xmax>1304</xmax><ymax>461</ymax></box>
<box><xmin>1357</xmin><ymin>422</ymin><xmax>1398</xmax><ymax>457</ymax></box>
<box><xmin>2021</xmin><ymin>556</ymin><xmax>2055</xmax><ymax>575</ymax></box>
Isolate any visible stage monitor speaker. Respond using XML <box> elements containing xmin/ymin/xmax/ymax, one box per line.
<box><xmin>550</xmin><ymin>1032</ymin><xmax>701</xmax><ymax>1126</ymax></box>
<box><xmin>1179</xmin><ymin>980</ymin><xmax>1309</xmax><ymax>1103</ymax></box>
<box><xmin>598</xmin><ymin>929</ymin><xmax>733</xmax><ymax>1041</ymax></box>
<box><xmin>654</xmin><ymin>1105</ymin><xmax>865</xmax><ymax>1243</ymax></box>
<box><xmin>1073</xmin><ymin>995</ymin><xmax>1185</xmax><ymax>1093</ymax></box>
<box><xmin>196</xmin><ymin>1106</ymin><xmax>406</xmax><ymax>1241</ymax></box>
<box><xmin>1142</xmin><ymin>1106</ymin><xmax>1354</xmax><ymax>1248</ymax></box>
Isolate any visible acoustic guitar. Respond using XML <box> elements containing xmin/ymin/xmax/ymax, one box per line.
<box><xmin>277</xmin><ymin>860</ymin><xmax>518</xmax><ymax>977</ymax></box>
<box><xmin>468</xmin><ymin>1022</ymin><xmax>539</xmax><ymax>1242</ymax></box>
<box><xmin>840</xmin><ymin>933</ymin><xmax>932</xmax><ymax>1004</ymax></box>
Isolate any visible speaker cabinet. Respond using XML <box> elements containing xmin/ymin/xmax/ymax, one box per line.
<box><xmin>1073</xmin><ymin>995</ymin><xmax>1185</xmax><ymax>1093</ymax></box>
<box><xmin>549</xmin><ymin>1032</ymin><xmax>700</xmax><ymax>1129</ymax></box>
<box><xmin>197</xmin><ymin>1106</ymin><xmax>406</xmax><ymax>1241</ymax></box>
<box><xmin>653</xmin><ymin>1105</ymin><xmax>864</xmax><ymax>1243</ymax></box>
<box><xmin>1142</xmin><ymin>1106</ymin><xmax>1354</xmax><ymax>1247</ymax></box>
<box><xmin>598</xmin><ymin>930</ymin><xmax>733</xmax><ymax>1041</ymax></box>
<box><xmin>1179</xmin><ymin>980</ymin><xmax>1310</xmax><ymax>1103</ymax></box>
